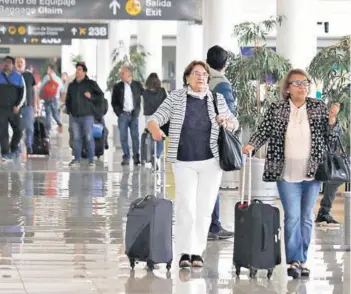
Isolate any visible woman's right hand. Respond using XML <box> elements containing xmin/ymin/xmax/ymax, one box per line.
<box><xmin>242</xmin><ymin>144</ymin><xmax>255</xmax><ymax>155</ymax></box>
<box><xmin>151</xmin><ymin>128</ymin><xmax>165</xmax><ymax>141</ymax></box>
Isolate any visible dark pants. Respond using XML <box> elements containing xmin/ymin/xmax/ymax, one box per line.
<box><xmin>210</xmin><ymin>195</ymin><xmax>221</xmax><ymax>233</ymax></box>
<box><xmin>118</xmin><ymin>113</ymin><xmax>139</xmax><ymax>160</ymax></box>
<box><xmin>0</xmin><ymin>109</ymin><xmax>22</xmax><ymax>155</ymax></box>
<box><xmin>318</xmin><ymin>183</ymin><xmax>342</xmax><ymax>215</ymax></box>
<box><xmin>71</xmin><ymin>115</ymin><xmax>95</xmax><ymax>161</ymax></box>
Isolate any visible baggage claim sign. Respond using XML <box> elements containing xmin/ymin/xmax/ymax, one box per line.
<box><xmin>0</xmin><ymin>0</ymin><xmax>202</xmax><ymax>21</ymax></box>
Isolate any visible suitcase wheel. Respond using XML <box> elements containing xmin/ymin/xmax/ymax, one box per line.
<box><xmin>166</xmin><ymin>263</ymin><xmax>171</xmax><ymax>271</ymax></box>
<box><xmin>249</xmin><ymin>267</ymin><xmax>257</xmax><ymax>278</ymax></box>
<box><xmin>129</xmin><ymin>259</ymin><xmax>135</xmax><ymax>269</ymax></box>
<box><xmin>267</xmin><ymin>268</ymin><xmax>273</xmax><ymax>279</ymax></box>
<box><xmin>147</xmin><ymin>261</ymin><xmax>154</xmax><ymax>271</ymax></box>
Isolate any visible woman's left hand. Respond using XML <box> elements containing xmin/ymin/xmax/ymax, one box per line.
<box><xmin>216</xmin><ymin>115</ymin><xmax>234</xmax><ymax>130</ymax></box>
<box><xmin>329</xmin><ymin>103</ymin><xmax>340</xmax><ymax>125</ymax></box>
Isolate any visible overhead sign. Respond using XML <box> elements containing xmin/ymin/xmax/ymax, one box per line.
<box><xmin>0</xmin><ymin>0</ymin><xmax>202</xmax><ymax>21</ymax></box>
<box><xmin>0</xmin><ymin>23</ymin><xmax>108</xmax><ymax>40</ymax></box>
<box><xmin>0</xmin><ymin>35</ymin><xmax>71</xmax><ymax>45</ymax></box>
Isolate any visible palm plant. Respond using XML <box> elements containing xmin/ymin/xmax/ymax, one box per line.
<box><xmin>226</xmin><ymin>17</ymin><xmax>291</xmax><ymax>131</ymax></box>
<box><xmin>107</xmin><ymin>42</ymin><xmax>148</xmax><ymax>91</ymax></box>
<box><xmin>308</xmin><ymin>36</ymin><xmax>350</xmax><ymax>153</ymax></box>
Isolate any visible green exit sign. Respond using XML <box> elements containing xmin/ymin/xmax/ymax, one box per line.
<box><xmin>0</xmin><ymin>48</ymin><xmax>10</xmax><ymax>54</ymax></box>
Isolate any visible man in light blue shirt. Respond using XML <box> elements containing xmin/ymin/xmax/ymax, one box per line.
<box><xmin>39</xmin><ymin>64</ymin><xmax>64</xmax><ymax>134</ymax></box>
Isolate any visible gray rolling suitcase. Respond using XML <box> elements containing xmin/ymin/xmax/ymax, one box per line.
<box><xmin>125</xmin><ymin>139</ymin><xmax>173</xmax><ymax>271</ymax></box>
<box><xmin>140</xmin><ymin>128</ymin><xmax>154</xmax><ymax>164</ymax></box>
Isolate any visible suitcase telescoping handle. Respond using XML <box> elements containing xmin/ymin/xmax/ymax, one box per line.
<box><xmin>153</xmin><ymin>137</ymin><xmax>167</xmax><ymax>198</ymax></box>
<box><xmin>240</xmin><ymin>151</ymin><xmax>252</xmax><ymax>204</ymax></box>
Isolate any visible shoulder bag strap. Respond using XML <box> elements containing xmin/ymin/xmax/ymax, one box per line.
<box><xmin>212</xmin><ymin>91</ymin><xmax>219</xmax><ymax>115</ymax></box>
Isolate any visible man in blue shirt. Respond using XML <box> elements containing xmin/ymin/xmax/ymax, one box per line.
<box><xmin>207</xmin><ymin>46</ymin><xmax>237</xmax><ymax>240</ymax></box>
<box><xmin>0</xmin><ymin>56</ymin><xmax>25</xmax><ymax>160</ymax></box>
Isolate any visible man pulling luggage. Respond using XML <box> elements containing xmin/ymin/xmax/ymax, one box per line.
<box><xmin>65</xmin><ymin>62</ymin><xmax>104</xmax><ymax>167</ymax></box>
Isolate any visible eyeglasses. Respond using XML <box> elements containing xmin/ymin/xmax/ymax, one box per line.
<box><xmin>288</xmin><ymin>80</ymin><xmax>311</xmax><ymax>87</ymax></box>
<box><xmin>191</xmin><ymin>71</ymin><xmax>209</xmax><ymax>79</ymax></box>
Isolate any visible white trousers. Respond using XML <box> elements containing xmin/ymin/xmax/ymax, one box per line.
<box><xmin>172</xmin><ymin>158</ymin><xmax>223</xmax><ymax>256</ymax></box>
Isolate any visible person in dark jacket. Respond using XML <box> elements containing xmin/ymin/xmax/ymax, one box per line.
<box><xmin>206</xmin><ymin>46</ymin><xmax>236</xmax><ymax>241</ymax></box>
<box><xmin>65</xmin><ymin>62</ymin><xmax>104</xmax><ymax>167</ymax></box>
<box><xmin>111</xmin><ymin>65</ymin><xmax>144</xmax><ymax>166</ymax></box>
<box><xmin>0</xmin><ymin>56</ymin><xmax>25</xmax><ymax>161</ymax></box>
<box><xmin>143</xmin><ymin>73</ymin><xmax>167</xmax><ymax>165</ymax></box>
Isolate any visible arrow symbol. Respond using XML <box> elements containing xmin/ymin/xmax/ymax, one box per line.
<box><xmin>0</xmin><ymin>26</ymin><xmax>6</xmax><ymax>34</ymax></box>
<box><xmin>71</xmin><ymin>27</ymin><xmax>77</xmax><ymax>36</ymax></box>
<box><xmin>109</xmin><ymin>0</ymin><xmax>120</xmax><ymax>15</ymax></box>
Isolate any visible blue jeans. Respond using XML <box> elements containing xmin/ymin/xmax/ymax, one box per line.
<box><xmin>277</xmin><ymin>179</ymin><xmax>321</xmax><ymax>264</ymax></box>
<box><xmin>155</xmin><ymin>141</ymin><xmax>163</xmax><ymax>158</ymax></box>
<box><xmin>118</xmin><ymin>113</ymin><xmax>139</xmax><ymax>160</ymax></box>
<box><xmin>71</xmin><ymin>116</ymin><xmax>95</xmax><ymax>161</ymax></box>
<box><xmin>210</xmin><ymin>196</ymin><xmax>221</xmax><ymax>233</ymax></box>
<box><xmin>21</xmin><ymin>106</ymin><xmax>34</xmax><ymax>148</ymax></box>
<box><xmin>44</xmin><ymin>99</ymin><xmax>62</xmax><ymax>132</ymax></box>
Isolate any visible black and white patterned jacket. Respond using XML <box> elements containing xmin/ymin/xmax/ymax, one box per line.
<box><xmin>248</xmin><ymin>97</ymin><xmax>339</xmax><ymax>182</ymax></box>
<box><xmin>149</xmin><ymin>87</ymin><xmax>239</xmax><ymax>163</ymax></box>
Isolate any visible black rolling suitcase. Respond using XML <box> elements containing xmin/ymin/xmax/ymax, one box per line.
<box><xmin>31</xmin><ymin>117</ymin><xmax>50</xmax><ymax>156</ymax></box>
<box><xmin>233</xmin><ymin>153</ymin><xmax>281</xmax><ymax>279</ymax></box>
<box><xmin>140</xmin><ymin>128</ymin><xmax>154</xmax><ymax>165</ymax></box>
<box><xmin>125</xmin><ymin>139</ymin><xmax>173</xmax><ymax>271</ymax></box>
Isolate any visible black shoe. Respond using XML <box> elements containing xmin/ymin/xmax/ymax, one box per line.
<box><xmin>105</xmin><ymin>143</ymin><xmax>109</xmax><ymax>150</ymax></box>
<box><xmin>133</xmin><ymin>154</ymin><xmax>141</xmax><ymax>165</ymax></box>
<box><xmin>179</xmin><ymin>254</ymin><xmax>191</xmax><ymax>268</ymax></box>
<box><xmin>315</xmin><ymin>213</ymin><xmax>340</xmax><ymax>227</ymax></box>
<box><xmin>207</xmin><ymin>232</ymin><xmax>219</xmax><ymax>241</ymax></box>
<box><xmin>121</xmin><ymin>159</ymin><xmax>130</xmax><ymax>166</ymax></box>
<box><xmin>287</xmin><ymin>261</ymin><xmax>301</xmax><ymax>279</ymax></box>
<box><xmin>27</xmin><ymin>147</ymin><xmax>33</xmax><ymax>155</ymax></box>
<box><xmin>191</xmin><ymin>255</ymin><xmax>204</xmax><ymax>268</ymax></box>
<box><xmin>217</xmin><ymin>228</ymin><xmax>234</xmax><ymax>240</ymax></box>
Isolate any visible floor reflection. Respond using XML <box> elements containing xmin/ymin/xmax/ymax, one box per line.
<box><xmin>0</xmin><ymin>131</ymin><xmax>349</xmax><ymax>293</ymax></box>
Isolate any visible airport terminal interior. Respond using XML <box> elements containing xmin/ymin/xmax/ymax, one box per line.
<box><xmin>0</xmin><ymin>0</ymin><xmax>350</xmax><ymax>293</ymax></box>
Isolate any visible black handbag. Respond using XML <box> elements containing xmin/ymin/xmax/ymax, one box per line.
<box><xmin>315</xmin><ymin>137</ymin><xmax>350</xmax><ymax>183</ymax></box>
<box><xmin>212</xmin><ymin>92</ymin><xmax>244</xmax><ymax>171</ymax></box>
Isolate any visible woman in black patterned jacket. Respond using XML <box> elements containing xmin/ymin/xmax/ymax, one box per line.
<box><xmin>242</xmin><ymin>69</ymin><xmax>340</xmax><ymax>279</ymax></box>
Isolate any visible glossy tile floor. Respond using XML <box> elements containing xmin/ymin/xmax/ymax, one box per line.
<box><xmin>0</xmin><ymin>130</ymin><xmax>350</xmax><ymax>294</ymax></box>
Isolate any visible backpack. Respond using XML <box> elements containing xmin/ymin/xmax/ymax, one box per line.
<box><xmin>41</xmin><ymin>77</ymin><xmax>59</xmax><ymax>99</ymax></box>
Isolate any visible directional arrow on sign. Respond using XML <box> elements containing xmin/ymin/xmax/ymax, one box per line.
<box><xmin>71</xmin><ymin>27</ymin><xmax>77</xmax><ymax>36</ymax></box>
<box><xmin>109</xmin><ymin>0</ymin><xmax>120</xmax><ymax>16</ymax></box>
<box><xmin>0</xmin><ymin>26</ymin><xmax>6</xmax><ymax>34</ymax></box>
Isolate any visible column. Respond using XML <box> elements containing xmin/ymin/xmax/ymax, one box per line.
<box><xmin>96</xmin><ymin>40</ymin><xmax>109</xmax><ymax>92</ymax></box>
<box><xmin>79</xmin><ymin>39</ymin><xmax>97</xmax><ymax>81</ymax></box>
<box><xmin>108</xmin><ymin>21</ymin><xmax>133</xmax><ymax>149</ymax></box>
<box><xmin>60</xmin><ymin>39</ymin><xmax>80</xmax><ymax>76</ymax></box>
<box><xmin>202</xmin><ymin>0</ymin><xmax>241</xmax><ymax>58</ymax></box>
<box><xmin>176</xmin><ymin>22</ymin><xmax>203</xmax><ymax>89</ymax></box>
<box><xmin>137</xmin><ymin>21</ymin><xmax>163</xmax><ymax>79</ymax></box>
<box><xmin>276</xmin><ymin>0</ymin><xmax>318</xmax><ymax>70</ymax></box>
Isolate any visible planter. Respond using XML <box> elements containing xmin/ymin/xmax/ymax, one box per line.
<box><xmin>343</xmin><ymin>192</ymin><xmax>350</xmax><ymax>246</ymax></box>
<box><xmin>239</xmin><ymin>157</ymin><xmax>279</xmax><ymax>204</ymax></box>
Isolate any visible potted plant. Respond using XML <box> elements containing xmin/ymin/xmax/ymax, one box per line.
<box><xmin>225</xmin><ymin>17</ymin><xmax>291</xmax><ymax>202</ymax></box>
<box><xmin>308</xmin><ymin>36</ymin><xmax>350</xmax><ymax>154</ymax></box>
<box><xmin>107</xmin><ymin>43</ymin><xmax>148</xmax><ymax>91</ymax></box>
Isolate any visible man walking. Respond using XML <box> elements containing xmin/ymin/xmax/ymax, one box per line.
<box><xmin>65</xmin><ymin>62</ymin><xmax>104</xmax><ymax>167</ymax></box>
<box><xmin>112</xmin><ymin>65</ymin><xmax>143</xmax><ymax>165</ymax></box>
<box><xmin>0</xmin><ymin>56</ymin><xmax>25</xmax><ymax>160</ymax></box>
<box><xmin>207</xmin><ymin>45</ymin><xmax>237</xmax><ymax>240</ymax></box>
<box><xmin>15</xmin><ymin>57</ymin><xmax>38</xmax><ymax>154</ymax></box>
<box><xmin>39</xmin><ymin>64</ymin><xmax>63</xmax><ymax>134</ymax></box>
